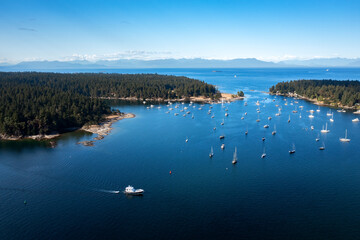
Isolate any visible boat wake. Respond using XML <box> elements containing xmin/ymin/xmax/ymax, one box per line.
<box><xmin>94</xmin><ymin>189</ymin><xmax>120</xmax><ymax>194</ymax></box>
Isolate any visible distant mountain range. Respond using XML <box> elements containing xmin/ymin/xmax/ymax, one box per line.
<box><xmin>1</xmin><ymin>57</ymin><xmax>360</xmax><ymax>70</ymax></box>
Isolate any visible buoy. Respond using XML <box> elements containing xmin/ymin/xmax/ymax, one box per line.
<box><xmin>169</xmin><ymin>170</ymin><xmax>172</xmax><ymax>174</ymax></box>
<box><xmin>24</xmin><ymin>200</ymin><xmax>27</xmax><ymax>205</ymax></box>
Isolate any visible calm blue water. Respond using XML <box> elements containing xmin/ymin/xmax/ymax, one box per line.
<box><xmin>1</xmin><ymin>68</ymin><xmax>360</xmax><ymax>240</ymax></box>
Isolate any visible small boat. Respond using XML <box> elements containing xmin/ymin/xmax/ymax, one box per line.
<box><xmin>264</xmin><ymin>125</ymin><xmax>269</xmax><ymax>128</ymax></box>
<box><xmin>174</xmin><ymin>113</ymin><xmax>179</xmax><ymax>116</ymax></box>
<box><xmin>309</xmin><ymin>114</ymin><xmax>314</xmax><ymax>118</ymax></box>
<box><xmin>289</xmin><ymin>144</ymin><xmax>296</xmax><ymax>154</ymax></box>
<box><xmin>321</xmin><ymin>123</ymin><xmax>330</xmax><ymax>133</ymax></box>
<box><xmin>316</xmin><ymin>106</ymin><xmax>320</xmax><ymax>112</ymax></box>
<box><xmin>288</xmin><ymin>115</ymin><xmax>291</xmax><ymax>123</ymax></box>
<box><xmin>316</xmin><ymin>134</ymin><xmax>320</xmax><ymax>142</ymax></box>
<box><xmin>213</xmin><ymin>127</ymin><xmax>216</xmax><ymax>130</ymax></box>
<box><xmin>245</xmin><ymin>130</ymin><xmax>248</xmax><ymax>135</ymax></box>
<box><xmin>272</xmin><ymin>125</ymin><xmax>276</xmax><ymax>135</ymax></box>
<box><xmin>262</xmin><ymin>137</ymin><xmax>265</xmax><ymax>141</ymax></box>
<box><xmin>352</xmin><ymin>118</ymin><xmax>359</xmax><ymax>122</ymax></box>
<box><xmin>326</xmin><ymin>111</ymin><xmax>332</xmax><ymax>116</ymax></box>
<box><xmin>219</xmin><ymin>135</ymin><xmax>225</xmax><ymax>139</ymax></box>
<box><xmin>221</xmin><ymin>144</ymin><xmax>225</xmax><ymax>150</ymax></box>
<box><xmin>261</xmin><ymin>147</ymin><xmax>266</xmax><ymax>158</ymax></box>
<box><xmin>225</xmin><ymin>113</ymin><xmax>229</xmax><ymax>117</ymax></box>
<box><xmin>183</xmin><ymin>114</ymin><xmax>186</xmax><ymax>117</ymax></box>
<box><xmin>232</xmin><ymin>147</ymin><xmax>237</xmax><ymax>164</ymax></box>
<box><xmin>311</xmin><ymin>126</ymin><xmax>314</xmax><ymax>130</ymax></box>
<box><xmin>245</xmin><ymin>112</ymin><xmax>247</xmax><ymax>115</ymax></box>
<box><xmin>256</xmin><ymin>101</ymin><xmax>260</xmax><ymax>106</ymax></box>
<box><xmin>192</xmin><ymin>114</ymin><xmax>194</xmax><ymax>119</ymax></box>
<box><xmin>268</xmin><ymin>116</ymin><xmax>272</xmax><ymax>120</ymax></box>
<box><xmin>124</xmin><ymin>185</ymin><xmax>144</xmax><ymax>195</ymax></box>
<box><xmin>319</xmin><ymin>143</ymin><xmax>325</xmax><ymax>150</ymax></box>
<box><xmin>309</xmin><ymin>110</ymin><xmax>314</xmax><ymax>113</ymax></box>
<box><xmin>339</xmin><ymin>129</ymin><xmax>350</xmax><ymax>142</ymax></box>
<box><xmin>186</xmin><ymin>111</ymin><xmax>191</xmax><ymax>114</ymax></box>
<box><xmin>209</xmin><ymin>147</ymin><xmax>214</xmax><ymax>158</ymax></box>
<box><xmin>150</xmin><ymin>105</ymin><xmax>154</xmax><ymax>108</ymax></box>
<box><xmin>330</xmin><ymin>113</ymin><xmax>334</xmax><ymax>122</ymax></box>
<box><xmin>185</xmin><ymin>138</ymin><xmax>189</xmax><ymax>142</ymax></box>
<box><xmin>143</xmin><ymin>101</ymin><xmax>146</xmax><ymax>104</ymax></box>
<box><xmin>165</xmin><ymin>111</ymin><xmax>170</xmax><ymax>114</ymax></box>
<box><xmin>211</xmin><ymin>114</ymin><xmax>215</xmax><ymax>118</ymax></box>
<box><xmin>244</xmin><ymin>102</ymin><xmax>248</xmax><ymax>106</ymax></box>
<box><xmin>241</xmin><ymin>116</ymin><xmax>244</xmax><ymax>120</ymax></box>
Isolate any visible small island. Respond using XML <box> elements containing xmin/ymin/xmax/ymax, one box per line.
<box><xmin>269</xmin><ymin>79</ymin><xmax>360</xmax><ymax>109</ymax></box>
<box><xmin>0</xmin><ymin>72</ymin><xmax>223</xmax><ymax>141</ymax></box>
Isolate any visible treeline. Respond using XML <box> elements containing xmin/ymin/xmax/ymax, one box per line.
<box><xmin>269</xmin><ymin>80</ymin><xmax>360</xmax><ymax>107</ymax></box>
<box><xmin>0</xmin><ymin>72</ymin><xmax>218</xmax><ymax>136</ymax></box>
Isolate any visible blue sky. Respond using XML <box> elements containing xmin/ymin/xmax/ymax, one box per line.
<box><xmin>0</xmin><ymin>0</ymin><xmax>359</xmax><ymax>63</ymax></box>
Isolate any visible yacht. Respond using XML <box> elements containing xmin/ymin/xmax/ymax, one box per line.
<box><xmin>352</xmin><ymin>118</ymin><xmax>359</xmax><ymax>122</ymax></box>
<box><xmin>124</xmin><ymin>185</ymin><xmax>144</xmax><ymax>196</ymax></box>
<box><xmin>209</xmin><ymin>147</ymin><xmax>214</xmax><ymax>158</ymax></box>
<box><xmin>321</xmin><ymin>123</ymin><xmax>330</xmax><ymax>133</ymax></box>
<box><xmin>339</xmin><ymin>129</ymin><xmax>350</xmax><ymax>142</ymax></box>
<box><xmin>232</xmin><ymin>147</ymin><xmax>237</xmax><ymax>164</ymax></box>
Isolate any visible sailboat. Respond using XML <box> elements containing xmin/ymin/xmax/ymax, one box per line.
<box><xmin>272</xmin><ymin>125</ymin><xmax>276</xmax><ymax>135</ymax></box>
<box><xmin>209</xmin><ymin>147</ymin><xmax>214</xmax><ymax>158</ymax></box>
<box><xmin>288</xmin><ymin>115</ymin><xmax>291</xmax><ymax>123</ymax></box>
<box><xmin>225</xmin><ymin>112</ymin><xmax>229</xmax><ymax>117</ymax></box>
<box><xmin>330</xmin><ymin>113</ymin><xmax>334</xmax><ymax>122</ymax></box>
<box><xmin>292</xmin><ymin>106</ymin><xmax>298</xmax><ymax>113</ymax></box>
<box><xmin>326</xmin><ymin>110</ymin><xmax>332</xmax><ymax>116</ymax></box>
<box><xmin>221</xmin><ymin>144</ymin><xmax>225</xmax><ymax>150</ymax></box>
<box><xmin>289</xmin><ymin>144</ymin><xmax>296</xmax><ymax>154</ymax></box>
<box><xmin>192</xmin><ymin>114</ymin><xmax>194</xmax><ymax>119</ymax></box>
<box><xmin>319</xmin><ymin>143</ymin><xmax>325</xmax><ymax>150</ymax></box>
<box><xmin>339</xmin><ymin>129</ymin><xmax>350</xmax><ymax>142</ymax></box>
<box><xmin>316</xmin><ymin>106</ymin><xmax>320</xmax><ymax>112</ymax></box>
<box><xmin>221</xmin><ymin>119</ymin><xmax>225</xmax><ymax>125</ymax></box>
<box><xmin>185</xmin><ymin>137</ymin><xmax>189</xmax><ymax>142</ymax></box>
<box><xmin>256</xmin><ymin>113</ymin><xmax>260</xmax><ymax>122</ymax></box>
<box><xmin>232</xmin><ymin>147</ymin><xmax>237</xmax><ymax>164</ymax></box>
<box><xmin>299</xmin><ymin>113</ymin><xmax>302</xmax><ymax>119</ymax></box>
<box><xmin>261</xmin><ymin>146</ymin><xmax>266</xmax><ymax>158</ymax></box>
<box><xmin>321</xmin><ymin>123</ymin><xmax>330</xmax><ymax>133</ymax></box>
<box><xmin>264</xmin><ymin>124</ymin><xmax>269</xmax><ymax>128</ymax></box>
<box><xmin>315</xmin><ymin>133</ymin><xmax>320</xmax><ymax>142</ymax></box>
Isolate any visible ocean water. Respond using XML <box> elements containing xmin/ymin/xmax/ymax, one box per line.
<box><xmin>1</xmin><ymin>68</ymin><xmax>360</xmax><ymax>240</ymax></box>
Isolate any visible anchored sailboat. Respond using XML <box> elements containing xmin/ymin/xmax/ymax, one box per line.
<box><xmin>209</xmin><ymin>146</ymin><xmax>214</xmax><ymax>158</ymax></box>
<box><xmin>232</xmin><ymin>147</ymin><xmax>237</xmax><ymax>164</ymax></box>
<box><xmin>339</xmin><ymin>129</ymin><xmax>350</xmax><ymax>142</ymax></box>
<box><xmin>321</xmin><ymin>123</ymin><xmax>330</xmax><ymax>133</ymax></box>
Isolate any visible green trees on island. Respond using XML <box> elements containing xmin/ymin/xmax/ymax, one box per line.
<box><xmin>0</xmin><ymin>72</ymin><xmax>218</xmax><ymax>137</ymax></box>
<box><xmin>269</xmin><ymin>80</ymin><xmax>360</xmax><ymax>107</ymax></box>
<box><xmin>237</xmin><ymin>91</ymin><xmax>244</xmax><ymax>97</ymax></box>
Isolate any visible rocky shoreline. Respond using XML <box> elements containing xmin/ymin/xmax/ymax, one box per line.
<box><xmin>77</xmin><ymin>113</ymin><xmax>135</xmax><ymax>147</ymax></box>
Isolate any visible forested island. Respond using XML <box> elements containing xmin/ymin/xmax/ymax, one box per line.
<box><xmin>0</xmin><ymin>72</ymin><xmax>219</xmax><ymax>139</ymax></box>
<box><xmin>269</xmin><ymin>80</ymin><xmax>360</xmax><ymax>108</ymax></box>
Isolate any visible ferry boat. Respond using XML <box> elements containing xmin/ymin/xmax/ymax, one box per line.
<box><xmin>124</xmin><ymin>185</ymin><xmax>144</xmax><ymax>196</ymax></box>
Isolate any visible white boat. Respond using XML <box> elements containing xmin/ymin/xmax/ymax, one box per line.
<box><xmin>221</xmin><ymin>144</ymin><xmax>225</xmax><ymax>150</ymax></box>
<box><xmin>268</xmin><ymin>116</ymin><xmax>272</xmax><ymax>120</ymax></box>
<box><xmin>209</xmin><ymin>147</ymin><xmax>214</xmax><ymax>158</ymax></box>
<box><xmin>352</xmin><ymin>118</ymin><xmax>359</xmax><ymax>122</ymax></box>
<box><xmin>319</xmin><ymin>143</ymin><xmax>325</xmax><ymax>150</ymax></box>
<box><xmin>288</xmin><ymin>115</ymin><xmax>291</xmax><ymax>123</ymax></box>
<box><xmin>256</xmin><ymin>101</ymin><xmax>260</xmax><ymax>106</ymax></box>
<box><xmin>241</xmin><ymin>116</ymin><xmax>244</xmax><ymax>120</ymax></box>
<box><xmin>316</xmin><ymin>134</ymin><xmax>320</xmax><ymax>142</ymax></box>
<box><xmin>289</xmin><ymin>144</ymin><xmax>296</xmax><ymax>154</ymax></box>
<box><xmin>124</xmin><ymin>185</ymin><xmax>144</xmax><ymax>195</ymax></box>
<box><xmin>299</xmin><ymin>113</ymin><xmax>302</xmax><ymax>119</ymax></box>
<box><xmin>272</xmin><ymin>125</ymin><xmax>276</xmax><ymax>135</ymax></box>
<box><xmin>174</xmin><ymin>113</ymin><xmax>179</xmax><ymax>116</ymax></box>
<box><xmin>219</xmin><ymin>135</ymin><xmax>225</xmax><ymax>139</ymax></box>
<box><xmin>192</xmin><ymin>114</ymin><xmax>194</xmax><ymax>119</ymax></box>
<box><xmin>232</xmin><ymin>147</ymin><xmax>237</xmax><ymax>164</ymax></box>
<box><xmin>339</xmin><ymin>129</ymin><xmax>351</xmax><ymax>142</ymax></box>
<box><xmin>309</xmin><ymin>110</ymin><xmax>314</xmax><ymax>113</ymax></box>
<box><xmin>316</xmin><ymin>106</ymin><xmax>320</xmax><ymax>112</ymax></box>
<box><xmin>264</xmin><ymin>125</ymin><xmax>269</xmax><ymax>128</ymax></box>
<box><xmin>225</xmin><ymin>113</ymin><xmax>229</xmax><ymax>117</ymax></box>
<box><xmin>261</xmin><ymin>147</ymin><xmax>266</xmax><ymax>158</ymax></box>
<box><xmin>326</xmin><ymin>111</ymin><xmax>332</xmax><ymax>116</ymax></box>
<box><xmin>330</xmin><ymin>113</ymin><xmax>334</xmax><ymax>122</ymax></box>
<box><xmin>185</xmin><ymin>137</ymin><xmax>189</xmax><ymax>142</ymax></box>
<box><xmin>353</xmin><ymin>110</ymin><xmax>360</xmax><ymax>114</ymax></box>
<box><xmin>221</xmin><ymin>119</ymin><xmax>225</xmax><ymax>125</ymax></box>
<box><xmin>309</xmin><ymin>114</ymin><xmax>314</xmax><ymax>118</ymax></box>
<box><xmin>311</xmin><ymin>126</ymin><xmax>314</xmax><ymax>130</ymax></box>
<box><xmin>321</xmin><ymin>123</ymin><xmax>330</xmax><ymax>133</ymax></box>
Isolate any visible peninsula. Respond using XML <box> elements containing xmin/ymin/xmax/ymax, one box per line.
<box><xmin>269</xmin><ymin>79</ymin><xmax>360</xmax><ymax>109</ymax></box>
<box><xmin>0</xmin><ymin>72</ymin><xmax>220</xmax><ymax>140</ymax></box>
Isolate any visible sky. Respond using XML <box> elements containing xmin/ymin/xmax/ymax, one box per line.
<box><xmin>0</xmin><ymin>0</ymin><xmax>359</xmax><ymax>63</ymax></box>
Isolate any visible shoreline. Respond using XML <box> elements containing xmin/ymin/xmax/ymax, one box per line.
<box><xmin>270</xmin><ymin>92</ymin><xmax>358</xmax><ymax>110</ymax></box>
<box><xmin>0</xmin><ymin>113</ymin><xmax>135</xmax><ymax>144</ymax></box>
<box><xmin>77</xmin><ymin>113</ymin><xmax>135</xmax><ymax>147</ymax></box>
<box><xmin>100</xmin><ymin>92</ymin><xmax>245</xmax><ymax>103</ymax></box>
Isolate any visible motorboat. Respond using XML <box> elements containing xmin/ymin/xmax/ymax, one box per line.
<box><xmin>124</xmin><ymin>185</ymin><xmax>144</xmax><ymax>195</ymax></box>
